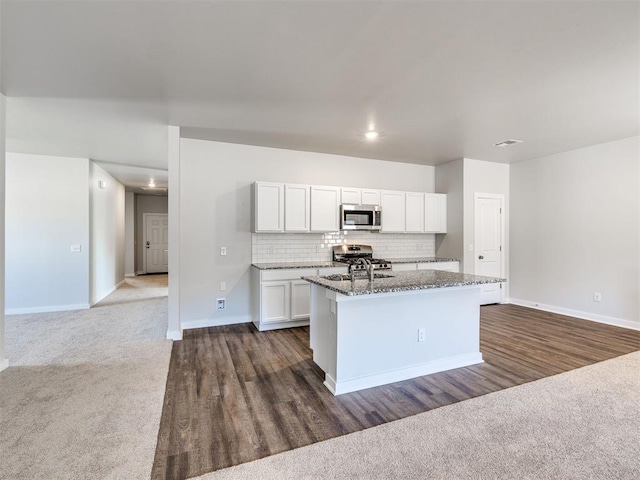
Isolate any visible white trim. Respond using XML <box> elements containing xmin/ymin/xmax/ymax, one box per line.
<box><xmin>0</xmin><ymin>359</ymin><xmax>9</xmax><ymax>372</ymax></box>
<box><xmin>255</xmin><ymin>319</ymin><xmax>309</xmax><ymax>331</ymax></box>
<box><xmin>325</xmin><ymin>352</ymin><xmax>484</xmax><ymax>395</ymax></box>
<box><xmin>142</xmin><ymin>212</ymin><xmax>169</xmax><ymax>275</ymax></box>
<box><xmin>508</xmin><ymin>298</ymin><xmax>640</xmax><ymax>331</ymax></box>
<box><xmin>167</xmin><ymin>126</ymin><xmax>181</xmax><ymax>341</ymax></box>
<box><xmin>125</xmin><ymin>273</ymin><xmax>136</xmax><ymax>277</ymax></box>
<box><xmin>166</xmin><ymin>330</ymin><xmax>182</xmax><ymax>341</ymax></box>
<box><xmin>473</xmin><ymin>192</ymin><xmax>506</xmax><ymax>304</ymax></box>
<box><xmin>135</xmin><ymin>270</ymin><xmax>144</xmax><ymax>276</ymax></box>
<box><xmin>181</xmin><ymin>315</ymin><xmax>251</xmax><ymax>330</ymax></box>
<box><xmin>90</xmin><ymin>279</ymin><xmax>126</xmax><ymax>306</ymax></box>
<box><xmin>6</xmin><ymin>303</ymin><xmax>90</xmax><ymax>315</ymax></box>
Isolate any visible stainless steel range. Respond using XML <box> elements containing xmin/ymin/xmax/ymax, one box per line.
<box><xmin>332</xmin><ymin>244</ymin><xmax>391</xmax><ymax>273</ymax></box>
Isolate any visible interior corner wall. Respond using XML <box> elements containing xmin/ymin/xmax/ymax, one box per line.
<box><xmin>0</xmin><ymin>94</ymin><xmax>7</xmax><ymax>369</ymax></box>
<box><xmin>510</xmin><ymin>136</ymin><xmax>639</xmax><ymax>328</ymax></box>
<box><xmin>89</xmin><ymin>162</ymin><xmax>125</xmax><ymax>305</ymax></box>
<box><xmin>462</xmin><ymin>158</ymin><xmax>510</xmax><ymax>276</ymax></box>
<box><xmin>5</xmin><ymin>153</ymin><xmax>90</xmax><ymax>313</ymax></box>
<box><xmin>124</xmin><ymin>192</ymin><xmax>135</xmax><ymax>276</ymax></box>
<box><xmin>178</xmin><ymin>139</ymin><xmax>436</xmax><ymax>328</ymax></box>
<box><xmin>135</xmin><ymin>194</ymin><xmax>168</xmax><ymax>273</ymax></box>
<box><xmin>435</xmin><ymin>159</ymin><xmax>464</xmax><ymax>263</ymax></box>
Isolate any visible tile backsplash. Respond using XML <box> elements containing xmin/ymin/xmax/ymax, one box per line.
<box><xmin>252</xmin><ymin>232</ymin><xmax>436</xmax><ymax>263</ymax></box>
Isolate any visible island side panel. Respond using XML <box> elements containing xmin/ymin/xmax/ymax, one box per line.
<box><xmin>309</xmin><ymin>284</ymin><xmax>338</xmax><ymax>382</ymax></box>
<box><xmin>333</xmin><ymin>286</ymin><xmax>482</xmax><ymax>394</ymax></box>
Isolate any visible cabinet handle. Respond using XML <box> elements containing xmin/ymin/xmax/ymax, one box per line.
<box><xmin>478</xmin><ymin>255</ymin><xmax>484</xmax><ymax>260</ymax></box>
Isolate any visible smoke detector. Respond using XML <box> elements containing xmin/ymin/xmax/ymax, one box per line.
<box><xmin>494</xmin><ymin>139</ymin><xmax>523</xmax><ymax>147</ymax></box>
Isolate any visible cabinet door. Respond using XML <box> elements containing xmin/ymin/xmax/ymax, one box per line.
<box><xmin>417</xmin><ymin>261</ymin><xmax>459</xmax><ymax>272</ymax></box>
<box><xmin>341</xmin><ymin>188</ymin><xmax>361</xmax><ymax>205</ymax></box>
<box><xmin>261</xmin><ymin>282</ymin><xmax>290</xmax><ymax>323</ymax></box>
<box><xmin>405</xmin><ymin>192</ymin><xmax>425</xmax><ymax>232</ymax></box>
<box><xmin>291</xmin><ymin>280</ymin><xmax>311</xmax><ymax>320</ymax></box>
<box><xmin>425</xmin><ymin>193</ymin><xmax>447</xmax><ymax>233</ymax></box>
<box><xmin>285</xmin><ymin>184</ymin><xmax>310</xmax><ymax>232</ymax></box>
<box><xmin>255</xmin><ymin>182</ymin><xmax>284</xmax><ymax>232</ymax></box>
<box><xmin>380</xmin><ymin>190</ymin><xmax>406</xmax><ymax>232</ymax></box>
<box><xmin>361</xmin><ymin>189</ymin><xmax>381</xmax><ymax>206</ymax></box>
<box><xmin>391</xmin><ymin>263</ymin><xmax>417</xmax><ymax>271</ymax></box>
<box><xmin>311</xmin><ymin>186</ymin><xmax>341</xmax><ymax>232</ymax></box>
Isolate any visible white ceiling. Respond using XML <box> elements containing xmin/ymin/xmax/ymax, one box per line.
<box><xmin>2</xmin><ymin>1</ymin><xmax>638</xmax><ymax>188</ymax></box>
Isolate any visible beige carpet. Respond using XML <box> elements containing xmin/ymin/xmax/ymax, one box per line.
<box><xmin>0</xmin><ymin>275</ymin><xmax>172</xmax><ymax>480</ymax></box>
<box><xmin>195</xmin><ymin>350</ymin><xmax>640</xmax><ymax>480</ymax></box>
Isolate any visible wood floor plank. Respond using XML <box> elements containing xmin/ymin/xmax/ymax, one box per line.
<box><xmin>153</xmin><ymin>304</ymin><xmax>640</xmax><ymax>480</ymax></box>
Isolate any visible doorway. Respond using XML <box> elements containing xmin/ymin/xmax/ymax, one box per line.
<box><xmin>143</xmin><ymin>213</ymin><xmax>168</xmax><ymax>274</ymax></box>
<box><xmin>473</xmin><ymin>193</ymin><xmax>505</xmax><ymax>304</ymax></box>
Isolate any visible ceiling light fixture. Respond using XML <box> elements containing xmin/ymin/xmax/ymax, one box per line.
<box><xmin>364</xmin><ymin>130</ymin><xmax>379</xmax><ymax>140</ymax></box>
<box><xmin>148</xmin><ymin>180</ymin><xmax>156</xmax><ymax>187</ymax></box>
<box><xmin>494</xmin><ymin>139</ymin><xmax>523</xmax><ymax>147</ymax></box>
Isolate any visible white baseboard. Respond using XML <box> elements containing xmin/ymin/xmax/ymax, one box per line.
<box><xmin>5</xmin><ymin>303</ymin><xmax>91</xmax><ymax>315</ymax></box>
<box><xmin>181</xmin><ymin>315</ymin><xmax>251</xmax><ymax>331</ymax></box>
<box><xmin>508</xmin><ymin>298</ymin><xmax>640</xmax><ymax>331</ymax></box>
<box><xmin>166</xmin><ymin>329</ymin><xmax>182</xmax><ymax>341</ymax></box>
<box><xmin>125</xmin><ymin>273</ymin><xmax>136</xmax><ymax>277</ymax></box>
<box><xmin>0</xmin><ymin>359</ymin><xmax>9</xmax><ymax>372</ymax></box>
<box><xmin>90</xmin><ymin>279</ymin><xmax>126</xmax><ymax>307</ymax></box>
<box><xmin>325</xmin><ymin>352</ymin><xmax>484</xmax><ymax>395</ymax></box>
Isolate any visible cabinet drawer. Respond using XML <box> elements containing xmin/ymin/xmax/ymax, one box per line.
<box><xmin>261</xmin><ymin>268</ymin><xmax>317</xmax><ymax>281</ymax></box>
<box><xmin>391</xmin><ymin>263</ymin><xmax>417</xmax><ymax>271</ymax></box>
<box><xmin>319</xmin><ymin>266</ymin><xmax>349</xmax><ymax>275</ymax></box>
<box><xmin>417</xmin><ymin>261</ymin><xmax>459</xmax><ymax>272</ymax></box>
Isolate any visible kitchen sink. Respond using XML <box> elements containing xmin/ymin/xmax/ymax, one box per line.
<box><xmin>322</xmin><ymin>273</ymin><xmax>394</xmax><ymax>281</ymax></box>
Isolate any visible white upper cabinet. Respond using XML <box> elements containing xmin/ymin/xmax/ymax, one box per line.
<box><xmin>405</xmin><ymin>192</ymin><xmax>425</xmax><ymax>233</ymax></box>
<box><xmin>284</xmin><ymin>184</ymin><xmax>310</xmax><ymax>232</ymax></box>
<box><xmin>255</xmin><ymin>182</ymin><xmax>284</xmax><ymax>232</ymax></box>
<box><xmin>380</xmin><ymin>190</ymin><xmax>406</xmax><ymax>232</ymax></box>
<box><xmin>311</xmin><ymin>186</ymin><xmax>341</xmax><ymax>232</ymax></box>
<box><xmin>425</xmin><ymin>193</ymin><xmax>447</xmax><ymax>233</ymax></box>
<box><xmin>341</xmin><ymin>188</ymin><xmax>361</xmax><ymax>205</ymax></box>
<box><xmin>361</xmin><ymin>189</ymin><xmax>381</xmax><ymax>206</ymax></box>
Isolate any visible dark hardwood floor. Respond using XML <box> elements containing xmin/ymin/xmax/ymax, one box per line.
<box><xmin>151</xmin><ymin>304</ymin><xmax>640</xmax><ymax>480</ymax></box>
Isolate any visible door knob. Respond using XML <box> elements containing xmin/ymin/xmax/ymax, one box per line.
<box><xmin>478</xmin><ymin>255</ymin><xmax>484</xmax><ymax>259</ymax></box>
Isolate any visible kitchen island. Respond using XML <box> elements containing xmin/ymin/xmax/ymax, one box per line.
<box><xmin>303</xmin><ymin>270</ymin><xmax>505</xmax><ymax>395</ymax></box>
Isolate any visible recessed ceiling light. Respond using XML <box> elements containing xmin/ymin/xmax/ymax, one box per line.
<box><xmin>364</xmin><ymin>130</ymin><xmax>379</xmax><ymax>140</ymax></box>
<box><xmin>494</xmin><ymin>139</ymin><xmax>523</xmax><ymax>147</ymax></box>
<box><xmin>148</xmin><ymin>180</ymin><xmax>156</xmax><ymax>187</ymax></box>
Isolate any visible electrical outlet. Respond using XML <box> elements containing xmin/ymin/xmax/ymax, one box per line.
<box><xmin>70</xmin><ymin>244</ymin><xmax>82</xmax><ymax>253</ymax></box>
<box><xmin>216</xmin><ymin>298</ymin><xmax>226</xmax><ymax>310</ymax></box>
<box><xmin>220</xmin><ymin>247</ymin><xmax>227</xmax><ymax>256</ymax></box>
<box><xmin>593</xmin><ymin>292</ymin><xmax>602</xmax><ymax>302</ymax></box>
<box><xmin>418</xmin><ymin>328</ymin><xmax>426</xmax><ymax>342</ymax></box>
<box><xmin>220</xmin><ymin>281</ymin><xmax>227</xmax><ymax>291</ymax></box>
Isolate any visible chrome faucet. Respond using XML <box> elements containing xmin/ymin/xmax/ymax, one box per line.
<box><xmin>358</xmin><ymin>258</ymin><xmax>375</xmax><ymax>281</ymax></box>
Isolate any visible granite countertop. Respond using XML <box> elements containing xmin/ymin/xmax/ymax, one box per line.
<box><xmin>252</xmin><ymin>261</ymin><xmax>345</xmax><ymax>270</ymax></box>
<box><xmin>302</xmin><ymin>270</ymin><xmax>506</xmax><ymax>297</ymax></box>
<box><xmin>387</xmin><ymin>257</ymin><xmax>460</xmax><ymax>264</ymax></box>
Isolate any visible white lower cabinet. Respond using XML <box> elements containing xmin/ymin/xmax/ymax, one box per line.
<box><xmin>391</xmin><ymin>263</ymin><xmax>417</xmax><ymax>271</ymax></box>
<box><xmin>417</xmin><ymin>261</ymin><xmax>460</xmax><ymax>272</ymax></box>
<box><xmin>392</xmin><ymin>261</ymin><xmax>460</xmax><ymax>272</ymax></box>
<box><xmin>253</xmin><ymin>266</ymin><xmax>347</xmax><ymax>330</ymax></box>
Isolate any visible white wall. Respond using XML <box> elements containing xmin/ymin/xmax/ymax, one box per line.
<box><xmin>0</xmin><ymin>93</ymin><xmax>7</xmax><ymax>370</ymax></box>
<box><xmin>510</xmin><ymin>136</ymin><xmax>639</xmax><ymax>328</ymax></box>
<box><xmin>462</xmin><ymin>159</ymin><xmax>510</xmax><ymax>277</ymax></box>
<box><xmin>124</xmin><ymin>192</ymin><xmax>135</xmax><ymax>276</ymax></box>
<box><xmin>5</xmin><ymin>153</ymin><xmax>90</xmax><ymax>313</ymax></box>
<box><xmin>178</xmin><ymin>139</ymin><xmax>436</xmax><ymax>328</ymax></box>
<box><xmin>135</xmin><ymin>194</ymin><xmax>168</xmax><ymax>273</ymax></box>
<box><xmin>89</xmin><ymin>162</ymin><xmax>125</xmax><ymax>305</ymax></box>
<box><xmin>435</xmin><ymin>159</ymin><xmax>464</xmax><ymax>263</ymax></box>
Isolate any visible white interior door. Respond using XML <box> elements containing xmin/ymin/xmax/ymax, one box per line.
<box><xmin>474</xmin><ymin>194</ymin><xmax>503</xmax><ymax>304</ymax></box>
<box><xmin>145</xmin><ymin>214</ymin><xmax>168</xmax><ymax>273</ymax></box>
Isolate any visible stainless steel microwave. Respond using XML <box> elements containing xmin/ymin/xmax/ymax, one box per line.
<box><xmin>340</xmin><ymin>204</ymin><xmax>382</xmax><ymax>231</ymax></box>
